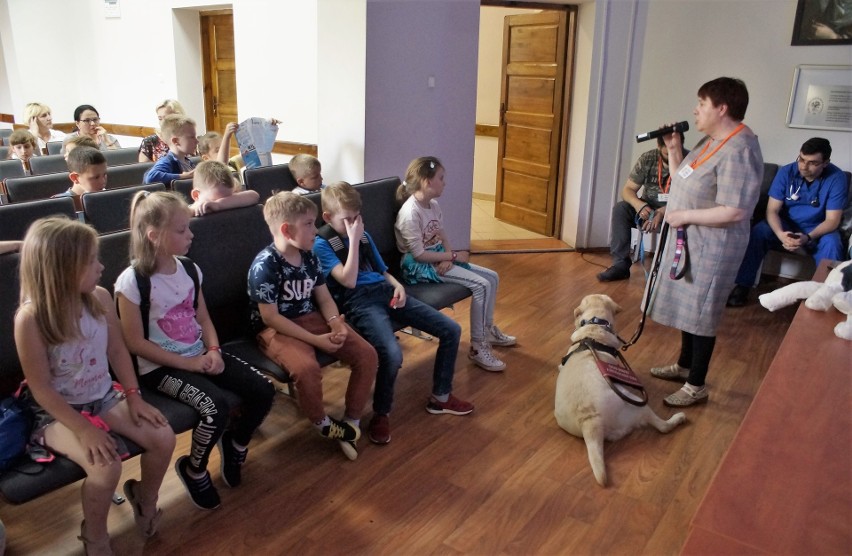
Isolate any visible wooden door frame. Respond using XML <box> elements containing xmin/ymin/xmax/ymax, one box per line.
<box><xmin>200</xmin><ymin>9</ymin><xmax>235</xmax><ymax>135</ymax></box>
<box><xmin>480</xmin><ymin>0</ymin><xmax>576</xmax><ymax>238</ymax></box>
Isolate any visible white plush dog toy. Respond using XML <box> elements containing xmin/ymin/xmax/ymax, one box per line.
<box><xmin>758</xmin><ymin>259</ymin><xmax>852</xmax><ymax>340</ymax></box>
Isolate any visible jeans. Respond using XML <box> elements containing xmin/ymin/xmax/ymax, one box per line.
<box><xmin>345</xmin><ymin>282</ymin><xmax>462</xmax><ymax>415</ymax></box>
<box><xmin>735</xmin><ymin>219</ymin><xmax>844</xmax><ymax>287</ymax></box>
<box><xmin>441</xmin><ymin>262</ymin><xmax>499</xmax><ymax>343</ymax></box>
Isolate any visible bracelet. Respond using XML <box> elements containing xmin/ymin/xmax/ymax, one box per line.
<box><xmin>451</xmin><ymin>250</ymin><xmax>458</xmax><ymax>262</ymax></box>
<box><xmin>206</xmin><ymin>345</ymin><xmax>221</xmax><ymax>352</ymax></box>
<box><xmin>327</xmin><ymin>315</ymin><xmax>339</xmax><ymax>324</ymax></box>
<box><xmin>804</xmin><ymin>233</ymin><xmax>812</xmax><ymax>243</ymax></box>
<box><xmin>638</xmin><ymin>204</ymin><xmax>649</xmax><ymax>216</ymax></box>
<box><xmin>124</xmin><ymin>387</ymin><xmax>142</xmax><ymax>397</ymax></box>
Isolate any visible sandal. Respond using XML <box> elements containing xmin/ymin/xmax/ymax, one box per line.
<box><xmin>663</xmin><ymin>384</ymin><xmax>709</xmax><ymax>407</ymax></box>
<box><xmin>650</xmin><ymin>363</ymin><xmax>690</xmax><ymax>381</ymax></box>
<box><xmin>78</xmin><ymin>520</ymin><xmax>114</xmax><ymax>556</ymax></box>
<box><xmin>123</xmin><ymin>479</ymin><xmax>163</xmax><ymax>538</ymax></box>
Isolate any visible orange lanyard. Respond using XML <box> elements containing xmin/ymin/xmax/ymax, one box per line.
<box><xmin>657</xmin><ymin>157</ymin><xmax>671</xmax><ymax>193</ymax></box>
<box><xmin>690</xmin><ymin>123</ymin><xmax>745</xmax><ymax>170</ymax></box>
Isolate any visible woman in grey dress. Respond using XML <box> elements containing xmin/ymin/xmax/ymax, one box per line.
<box><xmin>647</xmin><ymin>77</ymin><xmax>763</xmax><ymax>407</ymax></box>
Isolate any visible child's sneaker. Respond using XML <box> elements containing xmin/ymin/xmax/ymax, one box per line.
<box><xmin>426</xmin><ymin>394</ymin><xmax>474</xmax><ymax>416</ymax></box>
<box><xmin>338</xmin><ymin>440</ymin><xmax>358</xmax><ymax>460</ymax></box>
<box><xmin>318</xmin><ymin>417</ymin><xmax>361</xmax><ymax>442</ymax></box>
<box><xmin>487</xmin><ymin>324</ymin><xmax>516</xmax><ymax>347</ymax></box>
<box><xmin>218</xmin><ymin>432</ymin><xmax>247</xmax><ymax>488</ymax></box>
<box><xmin>469</xmin><ymin>341</ymin><xmax>506</xmax><ymax>372</ymax></box>
<box><xmin>367</xmin><ymin>413</ymin><xmax>391</xmax><ymax>445</ymax></box>
<box><xmin>175</xmin><ymin>456</ymin><xmax>221</xmax><ymax>510</ymax></box>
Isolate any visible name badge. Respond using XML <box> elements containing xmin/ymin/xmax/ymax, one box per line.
<box><xmin>657</xmin><ymin>193</ymin><xmax>670</xmax><ymax>202</ymax></box>
<box><xmin>678</xmin><ymin>166</ymin><xmax>693</xmax><ymax>179</ymax></box>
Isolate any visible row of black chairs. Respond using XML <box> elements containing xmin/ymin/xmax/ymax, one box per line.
<box><xmin>1</xmin><ymin>161</ymin><xmax>154</xmax><ymax>203</ymax></box>
<box><xmin>0</xmin><ymin>147</ymin><xmax>141</xmax><ymax>183</ymax></box>
<box><xmin>0</xmin><ymin>182</ymin><xmax>169</xmax><ymax>239</ymax></box>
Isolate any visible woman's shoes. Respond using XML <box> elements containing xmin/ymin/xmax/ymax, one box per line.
<box><xmin>649</xmin><ymin>363</ymin><xmax>690</xmax><ymax>381</ymax></box>
<box><xmin>78</xmin><ymin>520</ymin><xmax>114</xmax><ymax>556</ymax></box>
<box><xmin>123</xmin><ymin>479</ymin><xmax>163</xmax><ymax>538</ymax></box>
<box><xmin>663</xmin><ymin>384</ymin><xmax>709</xmax><ymax>407</ymax></box>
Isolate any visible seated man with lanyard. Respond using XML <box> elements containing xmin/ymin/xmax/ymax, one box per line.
<box><xmin>598</xmin><ymin>132</ymin><xmax>687</xmax><ymax>281</ymax></box>
<box><xmin>728</xmin><ymin>137</ymin><xmax>848</xmax><ymax>306</ymax></box>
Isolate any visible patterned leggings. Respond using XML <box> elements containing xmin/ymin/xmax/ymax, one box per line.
<box><xmin>140</xmin><ymin>350</ymin><xmax>275</xmax><ymax>472</ymax></box>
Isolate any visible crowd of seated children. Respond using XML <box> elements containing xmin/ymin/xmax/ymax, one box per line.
<box><xmin>143</xmin><ymin>115</ymin><xmax>198</xmax><ymax>187</ymax></box>
<box><xmin>51</xmin><ymin>147</ymin><xmax>108</xmax><ymax>211</ymax></box>
<box><xmin>115</xmin><ymin>191</ymin><xmax>275</xmax><ymax>511</ymax></box>
<box><xmin>22</xmin><ymin>102</ymin><xmax>65</xmax><ymax>154</ymax></box>
<box><xmin>61</xmin><ymin>105</ymin><xmax>121</xmax><ymax>154</ymax></box>
<box><xmin>189</xmin><ymin>160</ymin><xmax>259</xmax><ymax>216</ymax></box>
<box><xmin>289</xmin><ymin>154</ymin><xmax>324</xmax><ymax>195</ymax></box>
<box><xmin>138</xmin><ymin>99</ymin><xmax>186</xmax><ymax>163</ymax></box>
<box><xmin>248</xmin><ymin>191</ymin><xmax>378</xmax><ymax>461</ymax></box>
<box><xmin>314</xmin><ymin>182</ymin><xmax>472</xmax><ymax>445</ymax></box>
<box><xmin>6</xmin><ymin>130</ymin><xmax>39</xmax><ymax>175</ymax></box>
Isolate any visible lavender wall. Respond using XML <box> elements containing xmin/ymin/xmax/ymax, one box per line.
<box><xmin>365</xmin><ymin>0</ymin><xmax>480</xmax><ymax>250</ymax></box>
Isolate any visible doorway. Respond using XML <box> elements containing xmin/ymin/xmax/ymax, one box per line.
<box><xmin>472</xmin><ymin>2</ymin><xmax>576</xmax><ymax>252</ymax></box>
<box><xmin>200</xmin><ymin>10</ymin><xmax>238</xmax><ymax>137</ymax></box>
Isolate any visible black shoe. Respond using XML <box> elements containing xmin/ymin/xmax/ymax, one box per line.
<box><xmin>175</xmin><ymin>456</ymin><xmax>221</xmax><ymax>510</ymax></box>
<box><xmin>218</xmin><ymin>433</ymin><xmax>247</xmax><ymax>488</ymax></box>
<box><xmin>597</xmin><ymin>265</ymin><xmax>630</xmax><ymax>282</ymax></box>
<box><xmin>727</xmin><ymin>285</ymin><xmax>750</xmax><ymax>307</ymax></box>
<box><xmin>319</xmin><ymin>417</ymin><xmax>360</xmax><ymax>442</ymax></box>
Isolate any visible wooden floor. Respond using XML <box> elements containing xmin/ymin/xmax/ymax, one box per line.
<box><xmin>0</xmin><ymin>251</ymin><xmax>796</xmax><ymax>555</ymax></box>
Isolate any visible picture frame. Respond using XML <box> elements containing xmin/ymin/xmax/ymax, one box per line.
<box><xmin>791</xmin><ymin>0</ymin><xmax>852</xmax><ymax>45</ymax></box>
<box><xmin>786</xmin><ymin>65</ymin><xmax>852</xmax><ymax>131</ymax></box>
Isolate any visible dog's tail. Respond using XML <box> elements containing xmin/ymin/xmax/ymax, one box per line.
<box><xmin>582</xmin><ymin>421</ymin><xmax>607</xmax><ymax>487</ymax></box>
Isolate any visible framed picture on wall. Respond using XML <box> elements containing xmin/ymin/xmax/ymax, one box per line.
<box><xmin>786</xmin><ymin>65</ymin><xmax>852</xmax><ymax>131</ymax></box>
<box><xmin>791</xmin><ymin>0</ymin><xmax>852</xmax><ymax>45</ymax></box>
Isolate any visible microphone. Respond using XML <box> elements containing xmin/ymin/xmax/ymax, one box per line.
<box><xmin>636</xmin><ymin>121</ymin><xmax>689</xmax><ymax>143</ymax></box>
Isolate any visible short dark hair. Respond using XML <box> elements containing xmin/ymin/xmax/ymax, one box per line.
<box><xmin>73</xmin><ymin>104</ymin><xmax>99</xmax><ymax>122</ymax></box>
<box><xmin>697</xmin><ymin>77</ymin><xmax>749</xmax><ymax>121</ymax></box>
<box><xmin>67</xmin><ymin>146</ymin><xmax>106</xmax><ymax>173</ymax></box>
<box><xmin>800</xmin><ymin>137</ymin><xmax>831</xmax><ymax>161</ymax></box>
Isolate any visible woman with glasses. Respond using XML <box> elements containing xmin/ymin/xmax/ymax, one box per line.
<box><xmin>60</xmin><ymin>104</ymin><xmax>121</xmax><ymax>154</ymax></box>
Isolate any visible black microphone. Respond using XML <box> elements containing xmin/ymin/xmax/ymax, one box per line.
<box><xmin>636</xmin><ymin>121</ymin><xmax>689</xmax><ymax>143</ymax></box>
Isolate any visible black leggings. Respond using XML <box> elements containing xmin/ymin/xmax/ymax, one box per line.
<box><xmin>676</xmin><ymin>331</ymin><xmax>716</xmax><ymax>388</ymax></box>
<box><xmin>140</xmin><ymin>350</ymin><xmax>275</xmax><ymax>472</ymax></box>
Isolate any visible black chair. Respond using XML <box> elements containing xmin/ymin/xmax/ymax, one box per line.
<box><xmin>172</xmin><ymin>178</ymin><xmax>194</xmax><ymax>203</ymax></box>
<box><xmin>5</xmin><ymin>172</ymin><xmax>71</xmax><ymax>203</ymax></box>
<box><xmin>82</xmin><ymin>183</ymin><xmax>166</xmax><ymax>233</ymax></box>
<box><xmin>0</xmin><ymin>159</ymin><xmax>25</xmax><ymax>182</ymax></box>
<box><xmin>0</xmin><ymin>129</ymin><xmax>13</xmax><ymax>144</ymax></box>
<box><xmin>0</xmin><ymin>197</ymin><xmax>77</xmax><ymax>241</ymax></box>
<box><xmin>106</xmin><ymin>161</ymin><xmax>153</xmax><ymax>188</ymax></box>
<box><xmin>46</xmin><ymin>142</ymin><xmax>63</xmax><ymax>155</ymax></box>
<box><xmin>244</xmin><ymin>163</ymin><xmax>298</xmax><ymax>203</ymax></box>
<box><xmin>29</xmin><ymin>154</ymin><xmax>68</xmax><ymax>175</ymax></box>
<box><xmin>103</xmin><ymin>147</ymin><xmax>140</xmax><ymax>166</ymax></box>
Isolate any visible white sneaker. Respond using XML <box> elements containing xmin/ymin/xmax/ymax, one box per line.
<box><xmin>487</xmin><ymin>324</ymin><xmax>516</xmax><ymax>347</ymax></box>
<box><xmin>469</xmin><ymin>342</ymin><xmax>506</xmax><ymax>372</ymax></box>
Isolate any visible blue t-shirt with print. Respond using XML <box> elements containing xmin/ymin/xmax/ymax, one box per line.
<box><xmin>247</xmin><ymin>244</ymin><xmax>325</xmax><ymax>333</ymax></box>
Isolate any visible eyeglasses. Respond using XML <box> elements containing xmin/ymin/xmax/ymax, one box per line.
<box><xmin>796</xmin><ymin>155</ymin><xmax>825</xmax><ymax>168</ymax></box>
<box><xmin>78</xmin><ymin>118</ymin><xmax>100</xmax><ymax>125</ymax></box>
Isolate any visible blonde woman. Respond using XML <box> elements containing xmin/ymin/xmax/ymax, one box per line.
<box><xmin>23</xmin><ymin>102</ymin><xmax>65</xmax><ymax>154</ymax></box>
<box><xmin>138</xmin><ymin>99</ymin><xmax>185</xmax><ymax>163</ymax></box>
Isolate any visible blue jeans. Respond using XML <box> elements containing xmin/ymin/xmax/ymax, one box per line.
<box><xmin>344</xmin><ymin>282</ymin><xmax>461</xmax><ymax>415</ymax></box>
<box><xmin>735</xmin><ymin>219</ymin><xmax>844</xmax><ymax>287</ymax></box>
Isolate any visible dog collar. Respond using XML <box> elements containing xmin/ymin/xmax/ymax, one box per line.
<box><xmin>579</xmin><ymin>316</ymin><xmax>613</xmax><ymax>332</ymax></box>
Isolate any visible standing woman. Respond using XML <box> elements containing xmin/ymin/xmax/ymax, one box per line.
<box><xmin>138</xmin><ymin>99</ymin><xmax>185</xmax><ymax>162</ymax></box>
<box><xmin>61</xmin><ymin>105</ymin><xmax>121</xmax><ymax>154</ymax></box>
<box><xmin>648</xmin><ymin>77</ymin><xmax>763</xmax><ymax>407</ymax></box>
<box><xmin>23</xmin><ymin>102</ymin><xmax>65</xmax><ymax>154</ymax></box>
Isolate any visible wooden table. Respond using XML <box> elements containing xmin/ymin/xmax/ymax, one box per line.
<box><xmin>682</xmin><ymin>260</ymin><xmax>852</xmax><ymax>554</ymax></box>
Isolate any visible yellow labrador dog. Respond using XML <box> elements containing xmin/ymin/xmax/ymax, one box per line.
<box><xmin>555</xmin><ymin>294</ymin><xmax>686</xmax><ymax>486</ymax></box>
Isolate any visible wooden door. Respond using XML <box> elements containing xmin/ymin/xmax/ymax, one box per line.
<box><xmin>201</xmin><ymin>12</ymin><xmax>238</xmax><ymax>135</ymax></box>
<box><xmin>495</xmin><ymin>11</ymin><xmax>570</xmax><ymax>236</ymax></box>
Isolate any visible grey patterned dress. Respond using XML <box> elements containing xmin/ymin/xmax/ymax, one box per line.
<box><xmin>648</xmin><ymin>126</ymin><xmax>763</xmax><ymax>336</ymax></box>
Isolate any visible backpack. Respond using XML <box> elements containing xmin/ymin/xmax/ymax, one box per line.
<box><xmin>0</xmin><ymin>395</ymin><xmax>31</xmax><ymax>472</ymax></box>
<box><xmin>316</xmin><ymin>224</ymin><xmax>379</xmax><ymax>307</ymax></box>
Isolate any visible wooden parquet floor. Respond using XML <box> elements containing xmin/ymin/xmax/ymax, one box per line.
<box><xmin>0</xmin><ymin>251</ymin><xmax>796</xmax><ymax>555</ymax></box>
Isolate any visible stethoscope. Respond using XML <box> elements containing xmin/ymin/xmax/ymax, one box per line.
<box><xmin>786</xmin><ymin>177</ymin><xmax>821</xmax><ymax>207</ymax></box>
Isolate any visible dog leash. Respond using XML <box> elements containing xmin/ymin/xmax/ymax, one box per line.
<box><xmin>621</xmin><ymin>221</ymin><xmax>670</xmax><ymax>351</ymax></box>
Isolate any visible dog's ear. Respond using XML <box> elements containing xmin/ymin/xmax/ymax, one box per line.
<box><xmin>602</xmin><ymin>294</ymin><xmax>622</xmax><ymax>314</ymax></box>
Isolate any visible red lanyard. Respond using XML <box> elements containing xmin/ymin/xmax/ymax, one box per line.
<box><xmin>690</xmin><ymin>123</ymin><xmax>745</xmax><ymax>170</ymax></box>
<box><xmin>657</xmin><ymin>157</ymin><xmax>671</xmax><ymax>194</ymax></box>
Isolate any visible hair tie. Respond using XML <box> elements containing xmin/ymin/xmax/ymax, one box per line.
<box><xmin>428</xmin><ymin>161</ymin><xmax>435</xmax><ymax>169</ymax></box>
<box><xmin>141</xmin><ymin>190</ymin><xmax>151</xmax><ymax>198</ymax></box>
